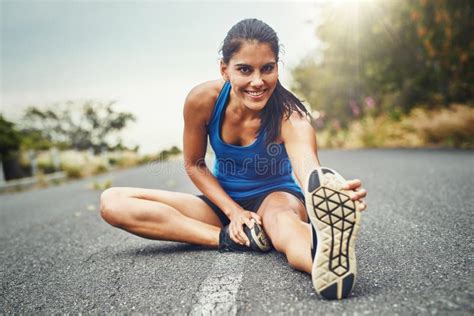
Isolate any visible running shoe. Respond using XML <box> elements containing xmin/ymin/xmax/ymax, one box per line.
<box><xmin>218</xmin><ymin>219</ymin><xmax>272</xmax><ymax>253</ymax></box>
<box><xmin>305</xmin><ymin>167</ymin><xmax>362</xmax><ymax>300</ymax></box>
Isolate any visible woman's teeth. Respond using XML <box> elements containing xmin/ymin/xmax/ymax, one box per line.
<box><xmin>245</xmin><ymin>90</ymin><xmax>266</xmax><ymax>97</ymax></box>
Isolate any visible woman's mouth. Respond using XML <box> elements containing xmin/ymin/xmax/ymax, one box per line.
<box><xmin>244</xmin><ymin>89</ymin><xmax>268</xmax><ymax>99</ymax></box>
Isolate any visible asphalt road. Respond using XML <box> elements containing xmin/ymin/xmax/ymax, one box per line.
<box><xmin>1</xmin><ymin>149</ymin><xmax>473</xmax><ymax>314</ymax></box>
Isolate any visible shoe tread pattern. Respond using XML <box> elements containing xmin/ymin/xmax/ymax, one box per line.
<box><xmin>306</xmin><ymin>169</ymin><xmax>361</xmax><ymax>300</ymax></box>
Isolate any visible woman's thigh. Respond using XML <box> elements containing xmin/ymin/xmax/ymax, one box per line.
<box><xmin>255</xmin><ymin>191</ymin><xmax>308</xmax><ymax>249</ymax></box>
<box><xmin>256</xmin><ymin>191</ymin><xmax>307</xmax><ymax>222</ymax></box>
<box><xmin>101</xmin><ymin>187</ymin><xmax>223</xmax><ymax>228</ymax></box>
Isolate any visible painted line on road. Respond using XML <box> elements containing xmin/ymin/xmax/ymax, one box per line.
<box><xmin>190</xmin><ymin>253</ymin><xmax>246</xmax><ymax>316</ymax></box>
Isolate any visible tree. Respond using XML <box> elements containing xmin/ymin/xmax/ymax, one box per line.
<box><xmin>0</xmin><ymin>115</ymin><xmax>21</xmax><ymax>156</ymax></box>
<box><xmin>0</xmin><ymin>115</ymin><xmax>45</xmax><ymax>180</ymax></box>
<box><xmin>291</xmin><ymin>0</ymin><xmax>473</xmax><ymax>128</ymax></box>
<box><xmin>21</xmin><ymin>100</ymin><xmax>136</xmax><ymax>154</ymax></box>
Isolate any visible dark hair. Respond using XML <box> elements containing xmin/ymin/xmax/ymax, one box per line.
<box><xmin>219</xmin><ymin>18</ymin><xmax>311</xmax><ymax>145</ymax></box>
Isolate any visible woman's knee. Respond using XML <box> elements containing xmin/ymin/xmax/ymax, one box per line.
<box><xmin>263</xmin><ymin>209</ymin><xmax>299</xmax><ymax>250</ymax></box>
<box><xmin>100</xmin><ymin>187</ymin><xmax>126</xmax><ymax>227</ymax></box>
<box><xmin>263</xmin><ymin>208</ymin><xmax>297</xmax><ymax>228</ymax></box>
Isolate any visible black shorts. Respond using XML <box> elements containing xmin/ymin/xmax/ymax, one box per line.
<box><xmin>197</xmin><ymin>188</ymin><xmax>306</xmax><ymax>226</ymax></box>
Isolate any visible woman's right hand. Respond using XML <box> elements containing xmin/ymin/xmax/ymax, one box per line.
<box><xmin>228</xmin><ymin>209</ymin><xmax>263</xmax><ymax>246</ymax></box>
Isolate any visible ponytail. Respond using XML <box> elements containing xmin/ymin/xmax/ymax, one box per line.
<box><xmin>259</xmin><ymin>80</ymin><xmax>312</xmax><ymax>145</ymax></box>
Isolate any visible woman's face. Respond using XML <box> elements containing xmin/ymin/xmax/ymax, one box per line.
<box><xmin>220</xmin><ymin>41</ymin><xmax>278</xmax><ymax>112</ymax></box>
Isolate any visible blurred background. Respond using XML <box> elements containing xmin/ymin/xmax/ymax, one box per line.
<box><xmin>1</xmin><ymin>0</ymin><xmax>473</xmax><ymax>186</ymax></box>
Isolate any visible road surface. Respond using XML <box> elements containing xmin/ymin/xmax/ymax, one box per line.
<box><xmin>1</xmin><ymin>149</ymin><xmax>472</xmax><ymax>314</ymax></box>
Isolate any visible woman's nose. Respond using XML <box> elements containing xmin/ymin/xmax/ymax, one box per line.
<box><xmin>250</xmin><ymin>74</ymin><xmax>264</xmax><ymax>87</ymax></box>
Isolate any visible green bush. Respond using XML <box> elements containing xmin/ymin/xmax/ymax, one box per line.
<box><xmin>63</xmin><ymin>165</ymin><xmax>82</xmax><ymax>179</ymax></box>
<box><xmin>60</xmin><ymin>150</ymin><xmax>108</xmax><ymax>178</ymax></box>
<box><xmin>36</xmin><ymin>151</ymin><xmax>57</xmax><ymax>174</ymax></box>
<box><xmin>108</xmin><ymin>157</ymin><xmax>118</xmax><ymax>165</ymax></box>
<box><xmin>157</xmin><ymin>146</ymin><xmax>182</xmax><ymax>161</ymax></box>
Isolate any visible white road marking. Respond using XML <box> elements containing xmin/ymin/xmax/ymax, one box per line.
<box><xmin>190</xmin><ymin>253</ymin><xmax>246</xmax><ymax>316</ymax></box>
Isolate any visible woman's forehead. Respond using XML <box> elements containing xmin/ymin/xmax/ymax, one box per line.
<box><xmin>229</xmin><ymin>41</ymin><xmax>277</xmax><ymax>65</ymax></box>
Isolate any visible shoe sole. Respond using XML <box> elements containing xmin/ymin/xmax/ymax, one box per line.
<box><xmin>305</xmin><ymin>168</ymin><xmax>361</xmax><ymax>300</ymax></box>
<box><xmin>244</xmin><ymin>220</ymin><xmax>272</xmax><ymax>252</ymax></box>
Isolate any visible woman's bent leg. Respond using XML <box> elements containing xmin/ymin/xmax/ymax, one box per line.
<box><xmin>100</xmin><ymin>187</ymin><xmax>223</xmax><ymax>247</ymax></box>
<box><xmin>257</xmin><ymin>191</ymin><xmax>313</xmax><ymax>274</ymax></box>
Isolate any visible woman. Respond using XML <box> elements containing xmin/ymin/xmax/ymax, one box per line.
<box><xmin>100</xmin><ymin>18</ymin><xmax>368</xmax><ymax>300</ymax></box>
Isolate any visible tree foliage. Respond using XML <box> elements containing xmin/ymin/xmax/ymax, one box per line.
<box><xmin>0</xmin><ymin>114</ymin><xmax>54</xmax><ymax>157</ymax></box>
<box><xmin>0</xmin><ymin>115</ymin><xmax>21</xmax><ymax>155</ymax></box>
<box><xmin>291</xmin><ymin>0</ymin><xmax>473</xmax><ymax>127</ymax></box>
<box><xmin>21</xmin><ymin>100</ymin><xmax>136</xmax><ymax>154</ymax></box>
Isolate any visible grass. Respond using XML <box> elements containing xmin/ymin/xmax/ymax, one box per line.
<box><xmin>2</xmin><ymin>143</ymin><xmax>185</xmax><ymax>193</ymax></box>
<box><xmin>318</xmin><ymin>104</ymin><xmax>474</xmax><ymax>149</ymax></box>
<box><xmin>15</xmin><ymin>146</ymin><xmax>183</xmax><ymax>185</ymax></box>
<box><xmin>90</xmin><ymin>178</ymin><xmax>113</xmax><ymax>190</ymax></box>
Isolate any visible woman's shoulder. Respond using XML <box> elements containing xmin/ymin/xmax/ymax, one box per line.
<box><xmin>279</xmin><ymin>109</ymin><xmax>312</xmax><ymax>141</ymax></box>
<box><xmin>280</xmin><ymin>108</ymin><xmax>309</xmax><ymax>127</ymax></box>
<box><xmin>184</xmin><ymin>79</ymin><xmax>226</xmax><ymax>124</ymax></box>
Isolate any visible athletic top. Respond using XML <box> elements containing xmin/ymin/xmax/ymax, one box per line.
<box><xmin>207</xmin><ymin>80</ymin><xmax>303</xmax><ymax>200</ymax></box>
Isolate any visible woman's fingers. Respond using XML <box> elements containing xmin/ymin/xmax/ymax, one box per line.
<box><xmin>229</xmin><ymin>225</ymin><xmax>238</xmax><ymax>244</ymax></box>
<box><xmin>229</xmin><ymin>211</ymin><xmax>263</xmax><ymax>246</ymax></box>
<box><xmin>350</xmin><ymin>188</ymin><xmax>368</xmax><ymax>201</ymax></box>
<box><xmin>230</xmin><ymin>221</ymin><xmax>250</xmax><ymax>246</ymax></box>
<box><xmin>342</xmin><ymin>179</ymin><xmax>368</xmax><ymax>202</ymax></box>
<box><xmin>343</xmin><ymin>179</ymin><xmax>362</xmax><ymax>190</ymax></box>
<box><xmin>229</xmin><ymin>223</ymin><xmax>243</xmax><ymax>245</ymax></box>
<box><xmin>243</xmin><ymin>211</ymin><xmax>262</xmax><ymax>226</ymax></box>
<box><xmin>243</xmin><ymin>217</ymin><xmax>255</xmax><ymax>229</ymax></box>
<box><xmin>357</xmin><ymin>200</ymin><xmax>367</xmax><ymax>212</ymax></box>
<box><xmin>248</xmin><ymin>213</ymin><xmax>262</xmax><ymax>226</ymax></box>
<box><xmin>236</xmin><ymin>223</ymin><xmax>250</xmax><ymax>246</ymax></box>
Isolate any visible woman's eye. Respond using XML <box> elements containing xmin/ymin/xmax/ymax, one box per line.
<box><xmin>263</xmin><ymin>65</ymin><xmax>274</xmax><ymax>72</ymax></box>
<box><xmin>238</xmin><ymin>67</ymin><xmax>251</xmax><ymax>74</ymax></box>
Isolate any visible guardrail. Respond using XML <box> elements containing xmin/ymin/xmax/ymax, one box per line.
<box><xmin>0</xmin><ymin>171</ymin><xmax>67</xmax><ymax>194</ymax></box>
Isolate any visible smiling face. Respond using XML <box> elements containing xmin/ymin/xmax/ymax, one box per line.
<box><xmin>220</xmin><ymin>41</ymin><xmax>279</xmax><ymax>112</ymax></box>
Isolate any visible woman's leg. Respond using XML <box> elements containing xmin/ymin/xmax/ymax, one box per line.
<box><xmin>256</xmin><ymin>191</ymin><xmax>312</xmax><ymax>274</ymax></box>
<box><xmin>100</xmin><ymin>187</ymin><xmax>222</xmax><ymax>247</ymax></box>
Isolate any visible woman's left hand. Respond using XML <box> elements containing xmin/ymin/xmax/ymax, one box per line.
<box><xmin>342</xmin><ymin>179</ymin><xmax>368</xmax><ymax>212</ymax></box>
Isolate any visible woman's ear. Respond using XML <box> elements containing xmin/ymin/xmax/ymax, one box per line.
<box><xmin>220</xmin><ymin>60</ymin><xmax>229</xmax><ymax>81</ymax></box>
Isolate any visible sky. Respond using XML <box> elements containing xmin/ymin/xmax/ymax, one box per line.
<box><xmin>1</xmin><ymin>0</ymin><xmax>322</xmax><ymax>154</ymax></box>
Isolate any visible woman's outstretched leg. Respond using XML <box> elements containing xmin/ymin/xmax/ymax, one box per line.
<box><xmin>259</xmin><ymin>182</ymin><xmax>365</xmax><ymax>300</ymax></box>
<box><xmin>256</xmin><ymin>191</ymin><xmax>312</xmax><ymax>274</ymax></box>
<box><xmin>100</xmin><ymin>187</ymin><xmax>222</xmax><ymax>247</ymax></box>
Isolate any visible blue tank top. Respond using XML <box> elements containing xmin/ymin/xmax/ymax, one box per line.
<box><xmin>208</xmin><ymin>81</ymin><xmax>303</xmax><ymax>200</ymax></box>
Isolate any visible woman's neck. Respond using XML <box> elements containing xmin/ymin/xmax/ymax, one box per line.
<box><xmin>228</xmin><ymin>94</ymin><xmax>261</xmax><ymax>122</ymax></box>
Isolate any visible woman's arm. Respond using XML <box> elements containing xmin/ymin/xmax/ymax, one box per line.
<box><xmin>280</xmin><ymin>112</ymin><xmax>321</xmax><ymax>189</ymax></box>
<box><xmin>182</xmin><ymin>83</ymin><xmax>261</xmax><ymax>243</ymax></box>
<box><xmin>281</xmin><ymin>112</ymin><xmax>367</xmax><ymax>209</ymax></box>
